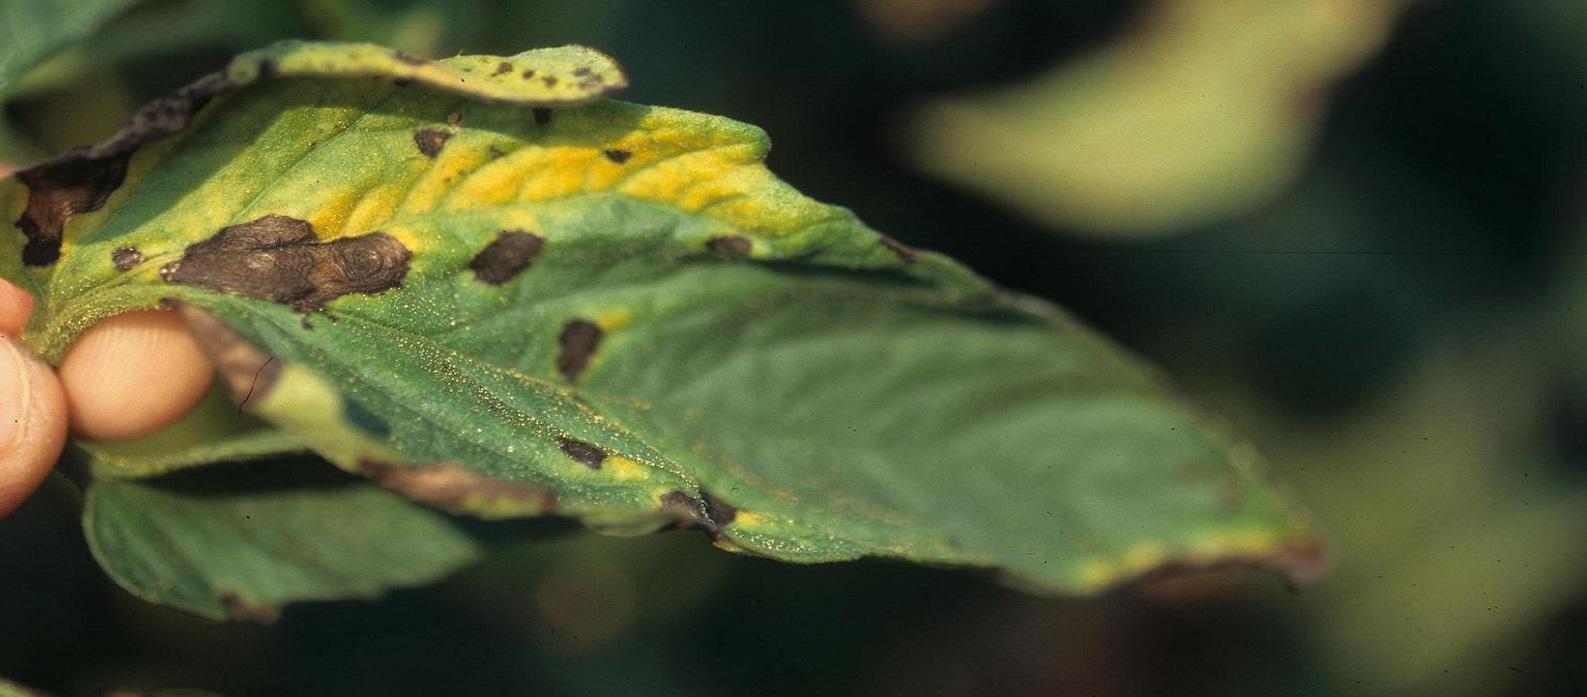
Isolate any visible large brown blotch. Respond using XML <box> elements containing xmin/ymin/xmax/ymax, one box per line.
<box><xmin>13</xmin><ymin>72</ymin><xmax>231</xmax><ymax>266</ymax></box>
<box><xmin>162</xmin><ymin>214</ymin><xmax>411</xmax><ymax>311</ymax></box>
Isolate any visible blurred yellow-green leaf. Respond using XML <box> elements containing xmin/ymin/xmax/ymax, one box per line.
<box><xmin>905</xmin><ymin>0</ymin><xmax>1403</xmax><ymax>237</ymax></box>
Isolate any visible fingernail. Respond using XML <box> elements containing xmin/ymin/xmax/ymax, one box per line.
<box><xmin>0</xmin><ymin>338</ymin><xmax>29</xmax><ymax>454</ymax></box>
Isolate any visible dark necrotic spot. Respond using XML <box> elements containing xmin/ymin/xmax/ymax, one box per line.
<box><xmin>701</xmin><ymin>491</ymin><xmax>738</xmax><ymax>527</ymax></box>
<box><xmin>13</xmin><ymin>69</ymin><xmax>231</xmax><ymax>264</ymax></box>
<box><xmin>162</xmin><ymin>214</ymin><xmax>411</xmax><ymax>311</ymax></box>
<box><xmin>468</xmin><ymin>230</ymin><xmax>545</xmax><ymax>284</ymax></box>
<box><xmin>520</xmin><ymin>69</ymin><xmax>536</xmax><ymax>79</ymax></box>
<box><xmin>705</xmin><ymin>236</ymin><xmax>752</xmax><ymax>257</ymax></box>
<box><xmin>556</xmin><ymin>320</ymin><xmax>603</xmax><ymax>381</ymax></box>
<box><xmin>659</xmin><ymin>491</ymin><xmax>707</xmax><ymax>528</ymax></box>
<box><xmin>879</xmin><ymin>235</ymin><xmax>919</xmax><ymax>262</ymax></box>
<box><xmin>603</xmin><ymin>149</ymin><xmax>632</xmax><ymax>164</ymax></box>
<box><xmin>533</xmin><ymin>107</ymin><xmax>552</xmax><ymax>125</ymax></box>
<box><xmin>111</xmin><ymin>245</ymin><xmax>144</xmax><ymax>270</ymax></box>
<box><xmin>541</xmin><ymin>75</ymin><xmax>559</xmax><ymax>88</ymax></box>
<box><xmin>256</xmin><ymin>59</ymin><xmax>278</xmax><ymax>81</ymax></box>
<box><xmin>15</xmin><ymin>152</ymin><xmax>131</xmax><ymax>266</ymax></box>
<box><xmin>557</xmin><ymin>437</ymin><xmax>606</xmax><ymax>469</ymax></box>
<box><xmin>413</xmin><ymin>128</ymin><xmax>451</xmax><ymax>158</ymax></box>
<box><xmin>493</xmin><ymin>62</ymin><xmax>513</xmax><ymax>76</ymax></box>
<box><xmin>572</xmin><ymin>67</ymin><xmax>593</xmax><ymax>77</ymax></box>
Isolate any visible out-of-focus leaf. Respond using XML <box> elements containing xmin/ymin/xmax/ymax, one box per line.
<box><xmin>2</xmin><ymin>41</ymin><xmax>1318</xmax><ymax>596</ymax></box>
<box><xmin>905</xmin><ymin>0</ymin><xmax>1403</xmax><ymax>237</ymax></box>
<box><xmin>84</xmin><ymin>457</ymin><xmax>484</xmax><ymax>621</ymax></box>
<box><xmin>1255</xmin><ymin>327</ymin><xmax>1587</xmax><ymax>697</ymax></box>
<box><xmin>300</xmin><ymin>0</ymin><xmax>492</xmax><ymax>57</ymax></box>
<box><xmin>0</xmin><ymin>0</ymin><xmax>142</xmax><ymax>97</ymax></box>
<box><xmin>854</xmin><ymin>0</ymin><xmax>1003</xmax><ymax>44</ymax></box>
<box><xmin>0</xmin><ymin>678</ymin><xmax>43</xmax><ymax>697</ymax></box>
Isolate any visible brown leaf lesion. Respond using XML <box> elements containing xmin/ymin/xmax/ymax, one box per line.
<box><xmin>413</xmin><ymin>128</ymin><xmax>452</xmax><ymax>157</ymax></box>
<box><xmin>659</xmin><ymin>489</ymin><xmax>739</xmax><ymax>538</ymax></box>
<box><xmin>555</xmin><ymin>319</ymin><xmax>603</xmax><ymax>381</ymax></box>
<box><xmin>467</xmin><ymin>230</ymin><xmax>545</xmax><ymax>284</ymax></box>
<box><xmin>357</xmin><ymin>458</ymin><xmax>558</xmax><ymax>515</ymax></box>
<box><xmin>12</xmin><ymin>71</ymin><xmax>231</xmax><ymax>266</ymax></box>
<box><xmin>161</xmin><ymin>214</ymin><xmax>411</xmax><ymax>312</ymax></box>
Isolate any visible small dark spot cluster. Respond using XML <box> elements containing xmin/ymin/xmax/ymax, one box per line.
<box><xmin>557</xmin><ymin>437</ymin><xmax>606</xmax><ymax>469</ymax></box>
<box><xmin>533</xmin><ymin>108</ymin><xmax>553</xmax><ymax>125</ymax></box>
<box><xmin>468</xmin><ymin>230</ymin><xmax>545</xmax><ymax>284</ymax></box>
<box><xmin>161</xmin><ymin>214</ymin><xmax>411</xmax><ymax>312</ymax></box>
<box><xmin>541</xmin><ymin>75</ymin><xmax>559</xmax><ymax>88</ymax></box>
<box><xmin>556</xmin><ymin>319</ymin><xmax>603</xmax><ymax>381</ymax></box>
<box><xmin>413</xmin><ymin>128</ymin><xmax>452</xmax><ymax>158</ymax></box>
<box><xmin>603</xmin><ymin>149</ymin><xmax>632</xmax><ymax>164</ymax></box>
<box><xmin>705</xmin><ymin>236</ymin><xmax>753</xmax><ymax>257</ymax></box>
<box><xmin>520</xmin><ymin>69</ymin><xmax>537</xmax><ymax>80</ymax></box>
<box><xmin>111</xmin><ymin>246</ymin><xmax>144</xmax><ymax>270</ymax></box>
<box><xmin>493</xmin><ymin>62</ymin><xmax>513</xmax><ymax>76</ymax></box>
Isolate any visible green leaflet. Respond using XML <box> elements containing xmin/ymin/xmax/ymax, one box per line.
<box><xmin>1</xmin><ymin>41</ymin><xmax>1321</xmax><ymax>595</ymax></box>
<box><xmin>85</xmin><ymin>457</ymin><xmax>484</xmax><ymax>621</ymax></box>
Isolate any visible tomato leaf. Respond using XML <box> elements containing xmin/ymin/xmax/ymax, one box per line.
<box><xmin>2</xmin><ymin>41</ymin><xmax>1322</xmax><ymax>596</ymax></box>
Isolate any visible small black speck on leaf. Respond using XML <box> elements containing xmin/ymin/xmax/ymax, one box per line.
<box><xmin>413</xmin><ymin>128</ymin><xmax>451</xmax><ymax>157</ymax></box>
<box><xmin>111</xmin><ymin>246</ymin><xmax>144</xmax><ymax>270</ymax></box>
<box><xmin>557</xmin><ymin>437</ymin><xmax>606</xmax><ymax>469</ymax></box>
<box><xmin>706</xmin><ymin>236</ymin><xmax>753</xmax><ymax>257</ymax></box>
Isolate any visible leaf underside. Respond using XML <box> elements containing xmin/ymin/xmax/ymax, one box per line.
<box><xmin>85</xmin><ymin>457</ymin><xmax>483</xmax><ymax>621</ymax></box>
<box><xmin>0</xmin><ymin>41</ymin><xmax>1321</xmax><ymax>611</ymax></box>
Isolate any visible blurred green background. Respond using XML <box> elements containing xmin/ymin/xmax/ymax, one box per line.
<box><xmin>4</xmin><ymin>0</ymin><xmax>1587</xmax><ymax>694</ymax></box>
